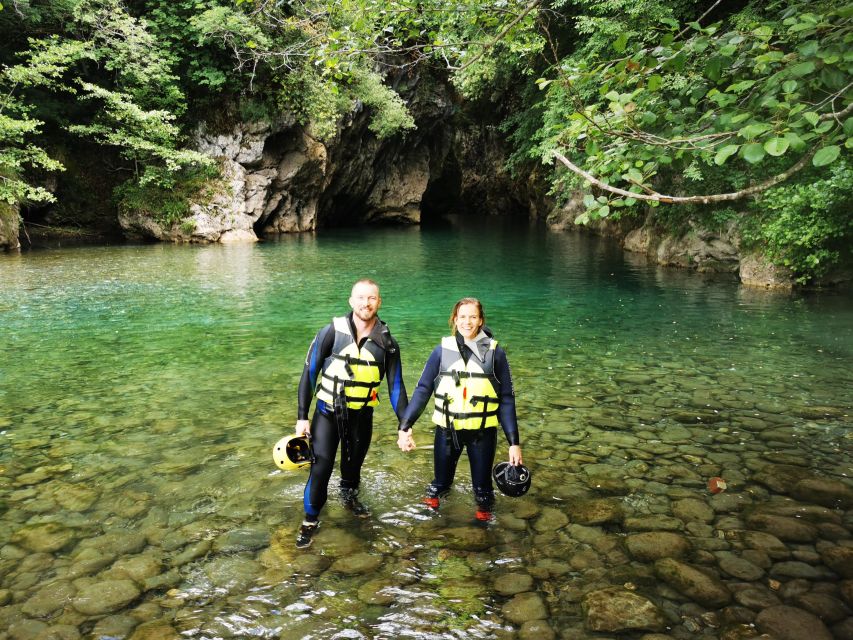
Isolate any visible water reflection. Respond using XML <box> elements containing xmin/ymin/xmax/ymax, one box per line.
<box><xmin>0</xmin><ymin>221</ymin><xmax>851</xmax><ymax>639</ymax></box>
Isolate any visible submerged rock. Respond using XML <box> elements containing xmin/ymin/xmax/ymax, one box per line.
<box><xmin>72</xmin><ymin>579</ymin><xmax>141</xmax><ymax>615</ymax></box>
<box><xmin>654</xmin><ymin>558</ymin><xmax>732</xmax><ymax>608</ymax></box>
<box><xmin>754</xmin><ymin>605</ymin><xmax>832</xmax><ymax>640</ymax></box>
<box><xmin>625</xmin><ymin>532</ymin><xmax>691</xmax><ymax>562</ymax></box>
<box><xmin>582</xmin><ymin>586</ymin><xmax>666</xmax><ymax>632</ymax></box>
<box><xmin>502</xmin><ymin>591</ymin><xmax>548</xmax><ymax>624</ymax></box>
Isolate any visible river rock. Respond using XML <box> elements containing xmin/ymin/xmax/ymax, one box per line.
<box><xmin>582</xmin><ymin>587</ymin><xmax>666</xmax><ymax>632</ymax></box>
<box><xmin>672</xmin><ymin>498</ymin><xmax>715</xmax><ymax>523</ymax></box>
<box><xmin>733</xmin><ymin>587</ymin><xmax>780</xmax><ymax>609</ymax></box>
<box><xmin>753</xmin><ymin>464</ymin><xmax>812</xmax><ymax>494</ymax></box>
<box><xmin>80</xmin><ymin>531</ymin><xmax>148</xmax><ymax>556</ymax></box>
<box><xmin>110</xmin><ymin>554</ymin><xmax>164</xmax><ymax>583</ymax></box>
<box><xmin>291</xmin><ymin>553</ymin><xmax>331</xmax><ymax>576</ymax></box>
<box><xmin>440</xmin><ymin>526</ymin><xmax>491</xmax><ymax>551</ymax></box>
<box><xmin>736</xmin><ymin>530</ymin><xmax>790</xmax><ymax>559</ymax></box>
<box><xmin>494</xmin><ymin>572</ymin><xmax>534</xmax><ymax>596</ymax></box>
<box><xmin>12</xmin><ymin>522</ymin><xmax>75</xmax><ymax>553</ymax></box>
<box><xmin>716</xmin><ymin>553</ymin><xmax>764</xmax><ymax>581</ymax></box>
<box><xmin>754</xmin><ymin>605</ymin><xmax>832</xmax><ymax>640</ymax></box>
<box><xmin>569</xmin><ymin>498</ymin><xmax>624</xmax><ymax>525</ymax></box>
<box><xmin>533</xmin><ymin>507</ymin><xmax>569</xmax><ymax>532</ymax></box>
<box><xmin>654</xmin><ymin>558</ymin><xmax>732</xmax><ymax>608</ymax></box>
<box><xmin>330</xmin><ymin>552</ymin><xmax>383</xmax><ymax>575</ymax></box>
<box><xmin>8</xmin><ymin>619</ymin><xmax>49</xmax><ymax>640</ymax></box>
<box><xmin>357</xmin><ymin>578</ymin><xmax>396</xmax><ymax>606</ymax></box>
<box><xmin>793</xmin><ymin>592</ymin><xmax>851</xmax><ymax>624</ymax></box>
<box><xmin>21</xmin><ymin>580</ymin><xmax>76</xmax><ymax>617</ymax></box>
<box><xmin>625</xmin><ymin>532</ymin><xmax>691</xmax><ymax>562</ymax></box>
<box><xmin>502</xmin><ymin>591</ymin><xmax>547</xmax><ymax>624</ymax></box>
<box><xmin>770</xmin><ymin>560</ymin><xmax>836</xmax><ymax>580</ymax></box>
<box><xmin>128</xmin><ymin>620</ymin><xmax>182</xmax><ymax>640</ymax></box>
<box><xmin>744</xmin><ymin>513</ymin><xmax>818</xmax><ymax>542</ymax></box>
<box><xmin>212</xmin><ymin>528</ymin><xmax>270</xmax><ymax>553</ymax></box>
<box><xmin>519</xmin><ymin>619</ymin><xmax>555</xmax><ymax>640</ymax></box>
<box><xmin>820</xmin><ymin>545</ymin><xmax>853</xmax><ymax>578</ymax></box>
<box><xmin>91</xmin><ymin>615</ymin><xmax>139</xmax><ymax>639</ymax></box>
<box><xmin>624</xmin><ymin>515</ymin><xmax>684</xmax><ymax>532</ymax></box>
<box><xmin>791</xmin><ymin>477</ymin><xmax>853</xmax><ymax>509</ymax></box>
<box><xmin>73</xmin><ymin>580</ymin><xmax>141</xmax><ymax>615</ymax></box>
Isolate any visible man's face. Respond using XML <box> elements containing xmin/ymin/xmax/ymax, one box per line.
<box><xmin>349</xmin><ymin>283</ymin><xmax>381</xmax><ymax>322</ymax></box>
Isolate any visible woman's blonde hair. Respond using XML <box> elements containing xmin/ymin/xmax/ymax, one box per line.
<box><xmin>448</xmin><ymin>297</ymin><xmax>485</xmax><ymax>334</ymax></box>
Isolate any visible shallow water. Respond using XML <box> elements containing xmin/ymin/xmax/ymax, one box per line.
<box><xmin>1</xmin><ymin>218</ymin><xmax>852</xmax><ymax>639</ymax></box>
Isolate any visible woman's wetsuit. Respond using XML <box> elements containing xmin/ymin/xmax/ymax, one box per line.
<box><xmin>298</xmin><ymin>313</ymin><xmax>407</xmax><ymax>520</ymax></box>
<box><xmin>398</xmin><ymin>330</ymin><xmax>518</xmax><ymax>509</ymax></box>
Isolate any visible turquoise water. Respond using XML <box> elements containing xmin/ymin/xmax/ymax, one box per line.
<box><xmin>1</xmin><ymin>218</ymin><xmax>852</xmax><ymax>638</ymax></box>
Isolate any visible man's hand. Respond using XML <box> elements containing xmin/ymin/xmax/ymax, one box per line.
<box><xmin>397</xmin><ymin>429</ymin><xmax>416</xmax><ymax>452</ymax></box>
<box><xmin>508</xmin><ymin>445</ymin><xmax>523</xmax><ymax>466</ymax></box>
<box><xmin>296</xmin><ymin>419</ymin><xmax>311</xmax><ymax>437</ymax></box>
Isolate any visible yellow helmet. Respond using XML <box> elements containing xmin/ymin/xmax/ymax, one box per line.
<box><xmin>272</xmin><ymin>434</ymin><xmax>314</xmax><ymax>471</ymax></box>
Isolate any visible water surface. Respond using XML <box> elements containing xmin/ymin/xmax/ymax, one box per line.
<box><xmin>1</xmin><ymin>218</ymin><xmax>851</xmax><ymax>639</ymax></box>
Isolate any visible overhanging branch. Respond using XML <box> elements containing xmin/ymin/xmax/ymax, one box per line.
<box><xmin>552</xmin><ymin>148</ymin><xmax>816</xmax><ymax>205</ymax></box>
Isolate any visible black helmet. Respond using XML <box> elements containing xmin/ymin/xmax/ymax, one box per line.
<box><xmin>493</xmin><ymin>462</ymin><xmax>532</xmax><ymax>497</ymax></box>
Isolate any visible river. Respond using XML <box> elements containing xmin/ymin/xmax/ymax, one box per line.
<box><xmin>1</xmin><ymin>217</ymin><xmax>851</xmax><ymax>639</ymax></box>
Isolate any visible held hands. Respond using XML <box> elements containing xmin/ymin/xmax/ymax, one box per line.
<box><xmin>508</xmin><ymin>445</ymin><xmax>523</xmax><ymax>466</ymax></box>
<box><xmin>397</xmin><ymin>429</ymin><xmax>416</xmax><ymax>452</ymax></box>
<box><xmin>295</xmin><ymin>419</ymin><xmax>311</xmax><ymax>437</ymax></box>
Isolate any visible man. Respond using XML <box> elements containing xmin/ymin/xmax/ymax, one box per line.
<box><xmin>294</xmin><ymin>279</ymin><xmax>408</xmax><ymax>548</ymax></box>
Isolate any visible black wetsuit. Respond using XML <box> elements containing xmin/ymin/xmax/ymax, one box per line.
<box><xmin>399</xmin><ymin>330</ymin><xmax>519</xmax><ymax>509</ymax></box>
<box><xmin>298</xmin><ymin>313</ymin><xmax>408</xmax><ymax>519</ymax></box>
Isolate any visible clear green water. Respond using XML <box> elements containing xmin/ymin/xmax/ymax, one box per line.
<box><xmin>1</xmin><ymin>217</ymin><xmax>852</xmax><ymax>638</ymax></box>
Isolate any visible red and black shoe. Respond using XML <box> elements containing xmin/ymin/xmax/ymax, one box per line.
<box><xmin>422</xmin><ymin>496</ymin><xmax>440</xmax><ymax>510</ymax></box>
<box><xmin>474</xmin><ymin>509</ymin><xmax>494</xmax><ymax>523</ymax></box>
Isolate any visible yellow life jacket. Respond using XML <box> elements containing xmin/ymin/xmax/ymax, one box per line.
<box><xmin>316</xmin><ymin>316</ymin><xmax>383</xmax><ymax>409</ymax></box>
<box><xmin>432</xmin><ymin>335</ymin><xmax>501</xmax><ymax>430</ymax></box>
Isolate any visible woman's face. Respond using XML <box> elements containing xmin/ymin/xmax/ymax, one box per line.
<box><xmin>454</xmin><ymin>303</ymin><xmax>483</xmax><ymax>340</ymax></box>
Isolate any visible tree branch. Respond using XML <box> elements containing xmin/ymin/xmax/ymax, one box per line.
<box><xmin>552</xmin><ymin>148</ymin><xmax>816</xmax><ymax>205</ymax></box>
<box><xmin>454</xmin><ymin>0</ymin><xmax>541</xmax><ymax>71</ymax></box>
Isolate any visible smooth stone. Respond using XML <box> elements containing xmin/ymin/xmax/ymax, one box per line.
<box><xmin>110</xmin><ymin>554</ymin><xmax>164</xmax><ymax>583</ymax></box>
<box><xmin>212</xmin><ymin>528</ymin><xmax>270</xmax><ymax>553</ymax></box>
<box><xmin>79</xmin><ymin>532</ymin><xmax>147</xmax><ymax>556</ymax></box>
<box><xmin>625</xmin><ymin>532</ymin><xmax>691</xmax><ymax>562</ymax></box>
<box><xmin>519</xmin><ymin>619</ymin><xmax>555</xmax><ymax>640</ymax></box>
<box><xmin>793</xmin><ymin>593</ymin><xmax>851</xmax><ymax>624</ymax></box>
<box><xmin>820</xmin><ymin>545</ymin><xmax>853</xmax><ymax>578</ymax></box>
<box><xmin>654</xmin><ymin>558</ymin><xmax>732</xmax><ymax>608</ymax></box>
<box><xmin>170</xmin><ymin>540</ymin><xmax>212</xmax><ymax>567</ymax></box>
<box><xmin>21</xmin><ymin>580</ymin><xmax>76</xmax><ymax>617</ymax></box>
<box><xmin>502</xmin><ymin>591</ymin><xmax>547</xmax><ymax>624</ymax></box>
<box><xmin>737</xmin><ymin>531</ymin><xmax>790</xmax><ymax>559</ymax></box>
<box><xmin>12</xmin><ymin>522</ymin><xmax>75</xmax><ymax>553</ymax></box>
<box><xmin>717</xmin><ymin>554</ymin><xmax>764</xmax><ymax>581</ymax></box>
<box><xmin>91</xmin><ymin>614</ymin><xmax>138</xmax><ymax>639</ymax></box>
<box><xmin>73</xmin><ymin>580</ymin><xmax>141</xmax><ymax>615</ymax></box>
<box><xmin>734</xmin><ymin>587</ymin><xmax>780</xmax><ymax>610</ymax></box>
<box><xmin>494</xmin><ymin>572</ymin><xmax>534</xmax><ymax>596</ymax></box>
<box><xmin>357</xmin><ymin>578</ymin><xmax>396</xmax><ymax>606</ymax></box>
<box><xmin>440</xmin><ymin>526</ymin><xmax>491</xmax><ymax>551</ymax></box>
<box><xmin>753</xmin><ymin>464</ymin><xmax>812</xmax><ymax>494</ymax></box>
<box><xmin>569</xmin><ymin>498</ymin><xmax>624</xmax><ymax>525</ymax></box>
<box><xmin>533</xmin><ymin>507</ymin><xmax>569</xmax><ymax>532</ymax></box>
<box><xmin>770</xmin><ymin>560</ymin><xmax>836</xmax><ymax>580</ymax></box>
<box><xmin>624</xmin><ymin>515</ymin><xmax>684</xmax><ymax>532</ymax></box>
<box><xmin>128</xmin><ymin>620</ymin><xmax>182</xmax><ymax>640</ymax></box>
<box><xmin>744</xmin><ymin>513</ymin><xmax>818</xmax><ymax>542</ymax></box>
<box><xmin>38</xmin><ymin>624</ymin><xmax>81</xmax><ymax>639</ymax></box>
<box><xmin>672</xmin><ymin>498</ymin><xmax>715</xmax><ymax>523</ymax></box>
<box><xmin>582</xmin><ymin>587</ymin><xmax>666</xmax><ymax>632</ymax></box>
<box><xmin>8</xmin><ymin>620</ymin><xmax>50</xmax><ymax>640</ymax></box>
<box><xmin>754</xmin><ymin>605</ymin><xmax>832</xmax><ymax>640</ymax></box>
<box><xmin>329</xmin><ymin>552</ymin><xmax>383</xmax><ymax>575</ymax></box>
<box><xmin>791</xmin><ymin>478</ymin><xmax>853</xmax><ymax>509</ymax></box>
<box><xmin>291</xmin><ymin>553</ymin><xmax>331</xmax><ymax>576</ymax></box>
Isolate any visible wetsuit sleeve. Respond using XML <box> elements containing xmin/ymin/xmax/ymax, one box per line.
<box><xmin>297</xmin><ymin>324</ymin><xmax>334</xmax><ymax>420</ymax></box>
<box><xmin>385</xmin><ymin>338</ymin><xmax>409</xmax><ymax>420</ymax></box>
<box><xmin>398</xmin><ymin>346</ymin><xmax>441</xmax><ymax>431</ymax></box>
<box><xmin>495</xmin><ymin>346</ymin><xmax>520</xmax><ymax>446</ymax></box>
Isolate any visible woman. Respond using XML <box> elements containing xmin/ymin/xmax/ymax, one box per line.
<box><xmin>397</xmin><ymin>298</ymin><xmax>522</xmax><ymax>521</ymax></box>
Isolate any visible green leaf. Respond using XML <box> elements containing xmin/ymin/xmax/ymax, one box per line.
<box><xmin>598</xmin><ymin>205</ymin><xmax>611</xmax><ymax>217</ymax></box>
<box><xmin>714</xmin><ymin>144</ymin><xmax>740</xmax><ymax>165</ymax></box>
<box><xmin>583</xmin><ymin>194</ymin><xmax>596</xmax><ymax>207</ymax></box>
<box><xmin>535</xmin><ymin>78</ymin><xmax>552</xmax><ymax>90</ymax></box>
<box><xmin>789</xmin><ymin>61</ymin><xmax>816</xmax><ymax>76</ymax></box>
<box><xmin>613</xmin><ymin>33</ymin><xmax>628</xmax><ymax>53</ymax></box>
<box><xmin>647</xmin><ymin>75</ymin><xmax>662</xmax><ymax>92</ymax></box>
<box><xmin>803</xmin><ymin>112</ymin><xmax>820</xmax><ymax>126</ymax></box>
<box><xmin>764</xmin><ymin>137</ymin><xmax>789</xmax><ymax>156</ymax></box>
<box><xmin>812</xmin><ymin>145</ymin><xmax>840</xmax><ymax>167</ymax></box>
<box><xmin>738</xmin><ymin>123</ymin><xmax>771</xmax><ymax>140</ymax></box>
<box><xmin>742</xmin><ymin>143</ymin><xmax>765</xmax><ymax>163</ymax></box>
<box><xmin>784</xmin><ymin>132</ymin><xmax>807</xmax><ymax>151</ymax></box>
<box><xmin>782</xmin><ymin>80</ymin><xmax>798</xmax><ymax>93</ymax></box>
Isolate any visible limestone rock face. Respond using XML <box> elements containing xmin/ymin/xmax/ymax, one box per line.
<box><xmin>0</xmin><ymin>203</ymin><xmax>20</xmax><ymax>251</ymax></box>
<box><xmin>739</xmin><ymin>252</ymin><xmax>795</xmax><ymax>290</ymax></box>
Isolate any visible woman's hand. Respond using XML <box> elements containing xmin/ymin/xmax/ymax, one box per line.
<box><xmin>397</xmin><ymin>429</ymin><xmax>416</xmax><ymax>452</ymax></box>
<box><xmin>508</xmin><ymin>445</ymin><xmax>523</xmax><ymax>466</ymax></box>
<box><xmin>295</xmin><ymin>419</ymin><xmax>311</xmax><ymax>437</ymax></box>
